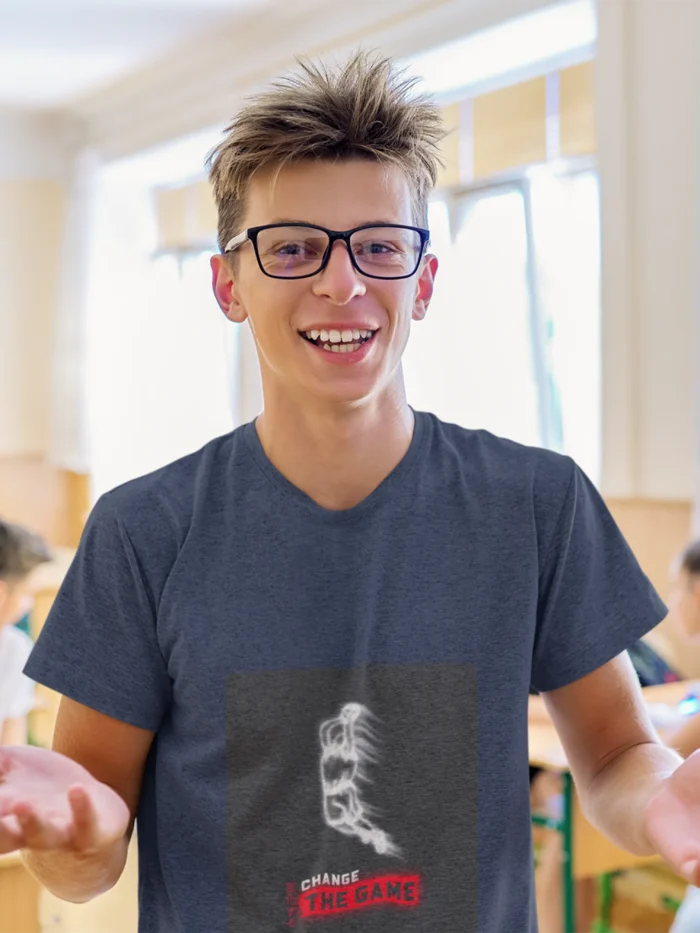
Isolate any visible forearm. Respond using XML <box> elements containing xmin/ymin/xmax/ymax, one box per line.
<box><xmin>22</xmin><ymin>834</ymin><xmax>129</xmax><ymax>903</ymax></box>
<box><xmin>580</xmin><ymin>740</ymin><xmax>682</xmax><ymax>855</ymax></box>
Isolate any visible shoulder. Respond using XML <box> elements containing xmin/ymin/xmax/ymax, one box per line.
<box><xmin>75</xmin><ymin>428</ymin><xmax>247</xmax><ymax>585</ymax></box>
<box><xmin>97</xmin><ymin>427</ymin><xmax>244</xmax><ymax>539</ymax></box>
<box><xmin>423</xmin><ymin>412</ymin><xmax>575</xmax><ymax>498</ymax></box>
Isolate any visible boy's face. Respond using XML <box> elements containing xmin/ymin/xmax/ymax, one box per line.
<box><xmin>0</xmin><ymin>576</ymin><xmax>34</xmax><ymax>629</ymax></box>
<box><xmin>211</xmin><ymin>159</ymin><xmax>437</xmax><ymax>407</ymax></box>
<box><xmin>668</xmin><ymin>564</ymin><xmax>700</xmax><ymax>641</ymax></box>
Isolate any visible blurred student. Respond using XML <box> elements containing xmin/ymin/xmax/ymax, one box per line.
<box><xmin>668</xmin><ymin>539</ymin><xmax>700</xmax><ymax>649</ymax></box>
<box><xmin>666</xmin><ymin>540</ymin><xmax>700</xmax><ymax>933</ymax></box>
<box><xmin>0</xmin><ymin>520</ymin><xmax>52</xmax><ymax>745</ymax></box>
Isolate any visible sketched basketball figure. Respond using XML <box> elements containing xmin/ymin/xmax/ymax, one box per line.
<box><xmin>319</xmin><ymin>702</ymin><xmax>401</xmax><ymax>857</ymax></box>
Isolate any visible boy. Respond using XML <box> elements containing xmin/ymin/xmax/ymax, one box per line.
<box><xmin>0</xmin><ymin>520</ymin><xmax>52</xmax><ymax>745</ymax></box>
<box><xmin>1</xmin><ymin>52</ymin><xmax>700</xmax><ymax>933</ymax></box>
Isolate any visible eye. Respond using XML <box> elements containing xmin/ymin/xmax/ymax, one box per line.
<box><xmin>272</xmin><ymin>241</ymin><xmax>304</xmax><ymax>256</ymax></box>
<box><xmin>355</xmin><ymin>240</ymin><xmax>395</xmax><ymax>255</ymax></box>
<box><xmin>270</xmin><ymin>240</ymin><xmax>324</xmax><ymax>259</ymax></box>
<box><xmin>353</xmin><ymin>237</ymin><xmax>408</xmax><ymax>266</ymax></box>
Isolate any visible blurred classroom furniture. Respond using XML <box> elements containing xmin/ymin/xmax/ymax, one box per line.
<box><xmin>0</xmin><ymin>853</ymin><xmax>41</xmax><ymax>933</ymax></box>
<box><xmin>529</xmin><ymin>682</ymin><xmax>694</xmax><ymax>933</ymax></box>
<box><xmin>0</xmin><ymin>461</ymin><xmax>89</xmax><ymax>552</ymax></box>
<box><xmin>38</xmin><ymin>834</ymin><xmax>138</xmax><ymax>933</ymax></box>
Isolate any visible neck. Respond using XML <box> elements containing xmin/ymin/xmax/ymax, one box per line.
<box><xmin>255</xmin><ymin>380</ymin><xmax>415</xmax><ymax>510</ymax></box>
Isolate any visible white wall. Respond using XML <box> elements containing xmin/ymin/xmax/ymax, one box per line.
<box><xmin>0</xmin><ymin>111</ymin><xmax>76</xmax><ymax>456</ymax></box>
<box><xmin>70</xmin><ymin>0</ymin><xmax>559</xmax><ymax>160</ymax></box>
<box><xmin>597</xmin><ymin>0</ymin><xmax>700</xmax><ymax>500</ymax></box>
<box><xmin>0</xmin><ymin>109</ymin><xmax>74</xmax><ymax>178</ymax></box>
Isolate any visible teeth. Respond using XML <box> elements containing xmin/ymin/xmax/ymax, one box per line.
<box><xmin>322</xmin><ymin>343</ymin><xmax>362</xmax><ymax>353</ymax></box>
<box><xmin>303</xmin><ymin>328</ymin><xmax>376</xmax><ymax>345</ymax></box>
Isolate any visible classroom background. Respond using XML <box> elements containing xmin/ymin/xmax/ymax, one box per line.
<box><xmin>1</xmin><ymin>0</ymin><xmax>699</xmax><ymax>930</ymax></box>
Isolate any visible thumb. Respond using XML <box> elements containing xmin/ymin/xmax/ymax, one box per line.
<box><xmin>681</xmin><ymin>859</ymin><xmax>699</xmax><ymax>884</ymax></box>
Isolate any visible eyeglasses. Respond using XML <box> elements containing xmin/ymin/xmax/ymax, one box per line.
<box><xmin>223</xmin><ymin>222</ymin><xmax>430</xmax><ymax>280</ymax></box>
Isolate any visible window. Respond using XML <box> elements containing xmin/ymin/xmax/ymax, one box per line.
<box><xmin>403</xmin><ymin>164</ymin><xmax>601</xmax><ymax>481</ymax></box>
<box><xmin>86</xmin><ymin>164</ymin><xmax>237</xmax><ymax>499</ymax></box>
<box><xmin>529</xmin><ymin>168</ymin><xmax>601</xmax><ymax>479</ymax></box>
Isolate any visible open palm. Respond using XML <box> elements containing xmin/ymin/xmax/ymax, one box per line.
<box><xmin>0</xmin><ymin>745</ymin><xmax>129</xmax><ymax>854</ymax></box>
<box><xmin>645</xmin><ymin>748</ymin><xmax>700</xmax><ymax>885</ymax></box>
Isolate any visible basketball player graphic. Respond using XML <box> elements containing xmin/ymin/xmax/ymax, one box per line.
<box><xmin>319</xmin><ymin>702</ymin><xmax>401</xmax><ymax>857</ymax></box>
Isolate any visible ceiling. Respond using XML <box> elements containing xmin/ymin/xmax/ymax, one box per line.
<box><xmin>0</xmin><ymin>0</ymin><xmax>268</xmax><ymax>109</ymax></box>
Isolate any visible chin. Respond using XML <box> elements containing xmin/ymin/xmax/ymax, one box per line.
<box><xmin>315</xmin><ymin>386</ymin><xmax>377</xmax><ymax>406</ymax></box>
<box><xmin>306</xmin><ymin>374</ymin><xmax>383</xmax><ymax>406</ymax></box>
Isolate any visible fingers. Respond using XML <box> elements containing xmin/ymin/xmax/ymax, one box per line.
<box><xmin>0</xmin><ymin>815</ymin><xmax>23</xmax><ymax>854</ymax></box>
<box><xmin>680</xmin><ymin>854</ymin><xmax>700</xmax><ymax>885</ymax></box>
<box><xmin>8</xmin><ymin>800</ymin><xmax>71</xmax><ymax>851</ymax></box>
<box><xmin>0</xmin><ymin>784</ymin><xmax>109</xmax><ymax>855</ymax></box>
<box><xmin>67</xmin><ymin>785</ymin><xmax>99</xmax><ymax>852</ymax></box>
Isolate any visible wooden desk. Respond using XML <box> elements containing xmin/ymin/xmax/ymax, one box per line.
<box><xmin>529</xmin><ymin>681</ymin><xmax>695</xmax><ymax>931</ymax></box>
<box><xmin>0</xmin><ymin>854</ymin><xmax>40</xmax><ymax>933</ymax></box>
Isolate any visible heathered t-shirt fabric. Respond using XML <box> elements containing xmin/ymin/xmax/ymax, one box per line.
<box><xmin>25</xmin><ymin>411</ymin><xmax>667</xmax><ymax>933</ymax></box>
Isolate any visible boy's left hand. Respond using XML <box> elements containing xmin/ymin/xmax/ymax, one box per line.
<box><xmin>644</xmin><ymin>748</ymin><xmax>700</xmax><ymax>885</ymax></box>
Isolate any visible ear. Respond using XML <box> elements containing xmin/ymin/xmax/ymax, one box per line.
<box><xmin>412</xmin><ymin>254</ymin><xmax>438</xmax><ymax>322</ymax></box>
<box><xmin>211</xmin><ymin>254</ymin><xmax>248</xmax><ymax>324</ymax></box>
<box><xmin>0</xmin><ymin>579</ymin><xmax>8</xmax><ymax>611</ymax></box>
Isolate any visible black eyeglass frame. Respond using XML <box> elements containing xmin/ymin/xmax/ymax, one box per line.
<box><xmin>223</xmin><ymin>222</ymin><xmax>431</xmax><ymax>280</ymax></box>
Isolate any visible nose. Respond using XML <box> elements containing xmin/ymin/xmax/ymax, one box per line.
<box><xmin>311</xmin><ymin>241</ymin><xmax>366</xmax><ymax>305</ymax></box>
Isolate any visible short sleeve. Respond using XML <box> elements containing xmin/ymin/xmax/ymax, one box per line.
<box><xmin>531</xmin><ymin>461</ymin><xmax>668</xmax><ymax>693</ymax></box>
<box><xmin>2</xmin><ymin>630</ymin><xmax>35</xmax><ymax>719</ymax></box>
<box><xmin>24</xmin><ymin>493</ymin><xmax>172</xmax><ymax>730</ymax></box>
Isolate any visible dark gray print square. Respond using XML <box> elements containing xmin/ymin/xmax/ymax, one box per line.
<box><xmin>226</xmin><ymin>662</ymin><xmax>478</xmax><ymax>932</ymax></box>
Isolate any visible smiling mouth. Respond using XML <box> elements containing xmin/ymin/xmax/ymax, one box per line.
<box><xmin>299</xmin><ymin>328</ymin><xmax>377</xmax><ymax>353</ymax></box>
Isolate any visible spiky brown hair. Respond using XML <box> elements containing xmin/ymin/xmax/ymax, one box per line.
<box><xmin>207</xmin><ymin>50</ymin><xmax>446</xmax><ymax>251</ymax></box>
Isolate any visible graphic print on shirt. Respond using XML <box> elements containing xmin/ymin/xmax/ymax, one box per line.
<box><xmin>225</xmin><ymin>662</ymin><xmax>478</xmax><ymax>932</ymax></box>
<box><xmin>319</xmin><ymin>702</ymin><xmax>402</xmax><ymax>857</ymax></box>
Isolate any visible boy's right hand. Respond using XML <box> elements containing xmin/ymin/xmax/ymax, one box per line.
<box><xmin>0</xmin><ymin>745</ymin><xmax>130</xmax><ymax>855</ymax></box>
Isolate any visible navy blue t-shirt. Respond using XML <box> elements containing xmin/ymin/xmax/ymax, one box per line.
<box><xmin>25</xmin><ymin>411</ymin><xmax>667</xmax><ymax>932</ymax></box>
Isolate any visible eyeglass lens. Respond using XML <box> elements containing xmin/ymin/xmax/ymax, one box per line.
<box><xmin>254</xmin><ymin>226</ymin><xmax>424</xmax><ymax>278</ymax></box>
